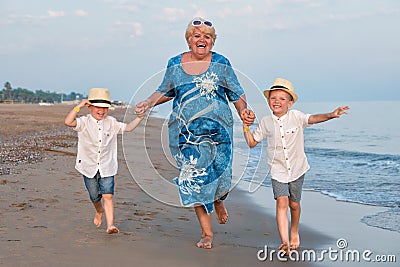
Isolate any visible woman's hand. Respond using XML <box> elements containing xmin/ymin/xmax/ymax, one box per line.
<box><xmin>233</xmin><ymin>96</ymin><xmax>255</xmax><ymax>126</ymax></box>
<box><xmin>135</xmin><ymin>92</ymin><xmax>171</xmax><ymax>116</ymax></box>
<box><xmin>240</xmin><ymin>108</ymin><xmax>256</xmax><ymax>126</ymax></box>
<box><xmin>135</xmin><ymin>100</ymin><xmax>150</xmax><ymax>116</ymax></box>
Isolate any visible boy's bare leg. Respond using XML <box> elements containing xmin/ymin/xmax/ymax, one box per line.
<box><xmin>214</xmin><ymin>200</ymin><xmax>228</xmax><ymax>224</ymax></box>
<box><xmin>194</xmin><ymin>206</ymin><xmax>213</xmax><ymax>249</ymax></box>
<box><xmin>93</xmin><ymin>200</ymin><xmax>104</xmax><ymax>227</ymax></box>
<box><xmin>289</xmin><ymin>200</ymin><xmax>301</xmax><ymax>249</ymax></box>
<box><xmin>276</xmin><ymin>196</ymin><xmax>290</xmax><ymax>254</ymax></box>
<box><xmin>103</xmin><ymin>194</ymin><xmax>119</xmax><ymax>234</ymax></box>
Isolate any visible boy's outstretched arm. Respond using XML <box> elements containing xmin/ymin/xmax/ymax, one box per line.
<box><xmin>243</xmin><ymin>125</ymin><xmax>259</xmax><ymax>148</ymax></box>
<box><xmin>308</xmin><ymin>106</ymin><xmax>350</xmax><ymax>125</ymax></box>
<box><xmin>125</xmin><ymin>116</ymin><xmax>144</xmax><ymax>132</ymax></box>
<box><xmin>64</xmin><ymin>99</ymin><xmax>90</xmax><ymax>127</ymax></box>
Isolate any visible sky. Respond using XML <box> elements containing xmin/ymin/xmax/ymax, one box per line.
<box><xmin>1</xmin><ymin>0</ymin><xmax>399</xmax><ymax>104</ymax></box>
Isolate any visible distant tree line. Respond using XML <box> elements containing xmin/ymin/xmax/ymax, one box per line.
<box><xmin>0</xmin><ymin>81</ymin><xmax>86</xmax><ymax>104</ymax></box>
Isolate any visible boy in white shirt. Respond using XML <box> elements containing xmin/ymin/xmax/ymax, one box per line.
<box><xmin>65</xmin><ymin>88</ymin><xmax>143</xmax><ymax>234</ymax></box>
<box><xmin>243</xmin><ymin>78</ymin><xmax>349</xmax><ymax>254</ymax></box>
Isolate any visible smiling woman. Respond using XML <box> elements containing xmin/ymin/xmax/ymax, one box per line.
<box><xmin>181</xmin><ymin>17</ymin><xmax>217</xmax><ymax>75</ymax></box>
<box><xmin>134</xmin><ymin>17</ymin><xmax>255</xmax><ymax>250</ymax></box>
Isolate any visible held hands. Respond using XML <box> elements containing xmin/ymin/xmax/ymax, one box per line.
<box><xmin>240</xmin><ymin>108</ymin><xmax>256</xmax><ymax>127</ymax></box>
<box><xmin>135</xmin><ymin>100</ymin><xmax>150</xmax><ymax>117</ymax></box>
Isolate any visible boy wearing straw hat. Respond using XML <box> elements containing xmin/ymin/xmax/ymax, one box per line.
<box><xmin>65</xmin><ymin>88</ymin><xmax>143</xmax><ymax>234</ymax></box>
<box><xmin>243</xmin><ymin>78</ymin><xmax>349</xmax><ymax>255</ymax></box>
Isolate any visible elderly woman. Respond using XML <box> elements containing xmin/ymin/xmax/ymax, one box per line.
<box><xmin>135</xmin><ymin>17</ymin><xmax>255</xmax><ymax>249</ymax></box>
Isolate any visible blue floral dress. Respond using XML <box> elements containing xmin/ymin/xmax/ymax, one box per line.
<box><xmin>156</xmin><ymin>52</ymin><xmax>244</xmax><ymax>213</ymax></box>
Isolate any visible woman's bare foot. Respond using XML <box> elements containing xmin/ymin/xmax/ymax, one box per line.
<box><xmin>196</xmin><ymin>236</ymin><xmax>213</xmax><ymax>249</ymax></box>
<box><xmin>214</xmin><ymin>201</ymin><xmax>228</xmax><ymax>224</ymax></box>
<box><xmin>290</xmin><ymin>232</ymin><xmax>300</xmax><ymax>250</ymax></box>
<box><xmin>94</xmin><ymin>210</ymin><xmax>103</xmax><ymax>228</ymax></box>
<box><xmin>107</xmin><ymin>225</ymin><xmax>119</xmax><ymax>234</ymax></box>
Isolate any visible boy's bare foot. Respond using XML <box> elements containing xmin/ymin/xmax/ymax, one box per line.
<box><xmin>94</xmin><ymin>210</ymin><xmax>103</xmax><ymax>228</ymax></box>
<box><xmin>107</xmin><ymin>225</ymin><xmax>119</xmax><ymax>234</ymax></box>
<box><xmin>196</xmin><ymin>236</ymin><xmax>213</xmax><ymax>249</ymax></box>
<box><xmin>290</xmin><ymin>232</ymin><xmax>300</xmax><ymax>250</ymax></box>
<box><xmin>214</xmin><ymin>201</ymin><xmax>228</xmax><ymax>224</ymax></box>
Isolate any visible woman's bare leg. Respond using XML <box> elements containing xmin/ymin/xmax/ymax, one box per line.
<box><xmin>194</xmin><ymin>205</ymin><xmax>213</xmax><ymax>249</ymax></box>
<box><xmin>214</xmin><ymin>200</ymin><xmax>228</xmax><ymax>224</ymax></box>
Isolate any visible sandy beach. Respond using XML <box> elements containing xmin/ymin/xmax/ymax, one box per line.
<box><xmin>0</xmin><ymin>104</ymin><xmax>398</xmax><ymax>267</ymax></box>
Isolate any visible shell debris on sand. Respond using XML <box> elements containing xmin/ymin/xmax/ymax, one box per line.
<box><xmin>0</xmin><ymin>128</ymin><xmax>77</xmax><ymax>175</ymax></box>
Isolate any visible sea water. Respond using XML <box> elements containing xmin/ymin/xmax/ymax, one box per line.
<box><xmin>148</xmin><ymin>100</ymin><xmax>400</xmax><ymax>233</ymax></box>
<box><xmin>234</xmin><ymin>101</ymin><xmax>400</xmax><ymax>233</ymax></box>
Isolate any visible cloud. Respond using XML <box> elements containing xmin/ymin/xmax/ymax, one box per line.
<box><xmin>75</xmin><ymin>9</ymin><xmax>88</xmax><ymax>17</ymax></box>
<box><xmin>131</xmin><ymin>22</ymin><xmax>143</xmax><ymax>36</ymax></box>
<box><xmin>107</xmin><ymin>0</ymin><xmax>149</xmax><ymax>13</ymax></box>
<box><xmin>379</xmin><ymin>7</ymin><xmax>400</xmax><ymax>15</ymax></box>
<box><xmin>114</xmin><ymin>21</ymin><xmax>143</xmax><ymax>37</ymax></box>
<box><xmin>47</xmin><ymin>10</ymin><xmax>65</xmax><ymax>18</ymax></box>
<box><xmin>217</xmin><ymin>5</ymin><xmax>254</xmax><ymax>18</ymax></box>
<box><xmin>217</xmin><ymin>7</ymin><xmax>233</xmax><ymax>18</ymax></box>
<box><xmin>2</xmin><ymin>14</ymin><xmax>35</xmax><ymax>24</ymax></box>
<box><xmin>121</xmin><ymin>5</ymin><xmax>140</xmax><ymax>12</ymax></box>
<box><xmin>3</xmin><ymin>10</ymin><xmax>66</xmax><ymax>24</ymax></box>
<box><xmin>161</xmin><ymin>7</ymin><xmax>186</xmax><ymax>22</ymax></box>
<box><xmin>112</xmin><ymin>2</ymin><xmax>141</xmax><ymax>13</ymax></box>
<box><xmin>241</xmin><ymin>5</ymin><xmax>254</xmax><ymax>15</ymax></box>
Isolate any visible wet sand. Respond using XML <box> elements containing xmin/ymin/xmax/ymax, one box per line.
<box><xmin>0</xmin><ymin>104</ymin><xmax>398</xmax><ymax>267</ymax></box>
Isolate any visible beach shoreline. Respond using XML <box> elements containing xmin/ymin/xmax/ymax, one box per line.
<box><xmin>0</xmin><ymin>104</ymin><xmax>398</xmax><ymax>266</ymax></box>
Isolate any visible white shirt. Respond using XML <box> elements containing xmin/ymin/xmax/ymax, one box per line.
<box><xmin>74</xmin><ymin>114</ymin><xmax>126</xmax><ymax>178</ymax></box>
<box><xmin>253</xmin><ymin>109</ymin><xmax>311</xmax><ymax>183</ymax></box>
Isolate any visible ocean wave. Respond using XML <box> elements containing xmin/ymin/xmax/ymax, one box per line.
<box><xmin>361</xmin><ymin>208</ymin><xmax>400</xmax><ymax>233</ymax></box>
<box><xmin>235</xmin><ymin>133</ymin><xmax>400</xmax><ymax>233</ymax></box>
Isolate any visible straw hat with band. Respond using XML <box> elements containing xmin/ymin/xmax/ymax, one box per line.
<box><xmin>263</xmin><ymin>78</ymin><xmax>298</xmax><ymax>103</ymax></box>
<box><xmin>88</xmin><ymin>88</ymin><xmax>112</xmax><ymax>108</ymax></box>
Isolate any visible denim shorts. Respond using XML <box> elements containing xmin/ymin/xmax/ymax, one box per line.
<box><xmin>271</xmin><ymin>174</ymin><xmax>305</xmax><ymax>202</ymax></box>
<box><xmin>83</xmin><ymin>171</ymin><xmax>115</xmax><ymax>203</ymax></box>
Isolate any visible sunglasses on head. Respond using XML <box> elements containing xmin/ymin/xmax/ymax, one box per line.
<box><xmin>192</xmin><ymin>19</ymin><xmax>213</xmax><ymax>27</ymax></box>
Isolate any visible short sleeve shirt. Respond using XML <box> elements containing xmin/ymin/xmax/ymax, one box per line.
<box><xmin>253</xmin><ymin>109</ymin><xmax>311</xmax><ymax>183</ymax></box>
<box><xmin>74</xmin><ymin>114</ymin><xmax>126</xmax><ymax>178</ymax></box>
<box><xmin>153</xmin><ymin>52</ymin><xmax>245</xmax><ymax>214</ymax></box>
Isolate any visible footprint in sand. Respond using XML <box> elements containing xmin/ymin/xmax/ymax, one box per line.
<box><xmin>134</xmin><ymin>211</ymin><xmax>159</xmax><ymax>217</ymax></box>
<box><xmin>10</xmin><ymin>202</ymin><xmax>32</xmax><ymax>210</ymax></box>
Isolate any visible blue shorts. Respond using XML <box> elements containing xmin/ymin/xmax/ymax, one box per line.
<box><xmin>83</xmin><ymin>171</ymin><xmax>115</xmax><ymax>203</ymax></box>
<box><xmin>271</xmin><ymin>174</ymin><xmax>305</xmax><ymax>202</ymax></box>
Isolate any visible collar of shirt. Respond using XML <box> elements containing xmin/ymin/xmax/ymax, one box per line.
<box><xmin>272</xmin><ymin>111</ymin><xmax>288</xmax><ymax>122</ymax></box>
<box><xmin>88</xmin><ymin>114</ymin><xmax>104</xmax><ymax>124</ymax></box>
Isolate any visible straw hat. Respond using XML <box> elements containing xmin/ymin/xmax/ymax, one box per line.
<box><xmin>88</xmin><ymin>88</ymin><xmax>111</xmax><ymax>108</ymax></box>
<box><xmin>263</xmin><ymin>78</ymin><xmax>298</xmax><ymax>103</ymax></box>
